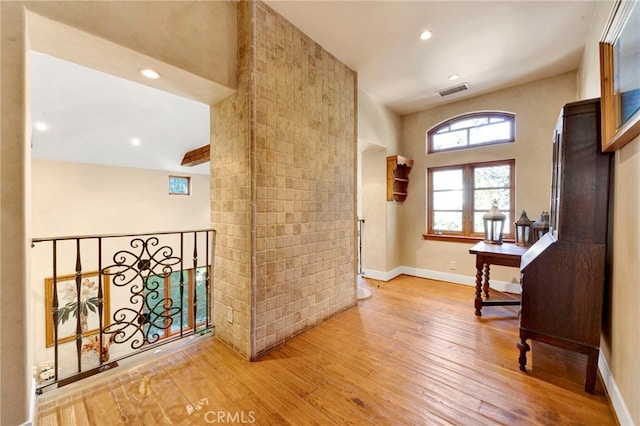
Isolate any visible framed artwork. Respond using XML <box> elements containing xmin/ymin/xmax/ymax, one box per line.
<box><xmin>45</xmin><ymin>271</ymin><xmax>110</xmax><ymax>347</ymax></box>
<box><xmin>600</xmin><ymin>0</ymin><xmax>640</xmax><ymax>152</ymax></box>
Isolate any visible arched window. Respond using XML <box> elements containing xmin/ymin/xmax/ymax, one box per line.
<box><xmin>427</xmin><ymin>112</ymin><xmax>515</xmax><ymax>154</ymax></box>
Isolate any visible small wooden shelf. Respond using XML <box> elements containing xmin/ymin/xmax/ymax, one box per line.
<box><xmin>387</xmin><ymin>155</ymin><xmax>413</xmax><ymax>202</ymax></box>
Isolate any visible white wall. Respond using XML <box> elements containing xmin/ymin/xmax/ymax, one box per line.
<box><xmin>30</xmin><ymin>159</ymin><xmax>211</xmax><ymax>378</ymax></box>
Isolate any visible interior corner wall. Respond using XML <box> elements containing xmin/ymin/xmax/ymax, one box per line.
<box><xmin>209</xmin><ymin>0</ymin><xmax>253</xmax><ymax>358</ymax></box>
<box><xmin>360</xmin><ymin>148</ymin><xmax>387</xmax><ymax>273</ymax></box>
<box><xmin>357</xmin><ymin>89</ymin><xmax>402</xmax><ymax>277</ymax></box>
<box><xmin>399</xmin><ymin>72</ymin><xmax>577</xmax><ymax>284</ymax></box>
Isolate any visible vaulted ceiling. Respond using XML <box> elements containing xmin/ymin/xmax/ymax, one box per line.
<box><xmin>30</xmin><ymin>1</ymin><xmax>603</xmax><ymax>174</ymax></box>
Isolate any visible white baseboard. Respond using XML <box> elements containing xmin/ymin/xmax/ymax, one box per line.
<box><xmin>598</xmin><ymin>350</ymin><xmax>634</xmax><ymax>426</ymax></box>
<box><xmin>363</xmin><ymin>265</ymin><xmax>521</xmax><ymax>294</ymax></box>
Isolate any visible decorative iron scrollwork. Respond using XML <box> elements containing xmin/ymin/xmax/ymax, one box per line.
<box><xmin>101</xmin><ymin>237</ymin><xmax>182</xmax><ymax>349</ymax></box>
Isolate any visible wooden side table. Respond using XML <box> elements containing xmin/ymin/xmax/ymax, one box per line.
<box><xmin>468</xmin><ymin>241</ymin><xmax>528</xmax><ymax>316</ymax></box>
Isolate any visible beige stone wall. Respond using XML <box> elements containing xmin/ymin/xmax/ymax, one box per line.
<box><xmin>252</xmin><ymin>2</ymin><xmax>357</xmax><ymax>357</ymax></box>
<box><xmin>210</xmin><ymin>1</ymin><xmax>357</xmax><ymax>359</ymax></box>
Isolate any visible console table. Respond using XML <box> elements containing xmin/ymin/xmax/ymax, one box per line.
<box><xmin>468</xmin><ymin>241</ymin><xmax>528</xmax><ymax>316</ymax></box>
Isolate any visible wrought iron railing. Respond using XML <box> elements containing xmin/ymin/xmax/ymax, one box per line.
<box><xmin>31</xmin><ymin>229</ymin><xmax>215</xmax><ymax>391</ymax></box>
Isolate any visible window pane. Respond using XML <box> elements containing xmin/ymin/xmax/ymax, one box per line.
<box><xmin>428</xmin><ymin>113</ymin><xmax>514</xmax><ymax>153</ymax></box>
<box><xmin>432</xmin><ymin>169</ymin><xmax>463</xmax><ymax>190</ymax></box>
<box><xmin>432</xmin><ymin>129</ymin><xmax>467</xmax><ymax>150</ymax></box>
<box><xmin>474</xmin><ymin>165</ymin><xmax>510</xmax><ymax>188</ymax></box>
<box><xmin>433</xmin><ymin>211</ymin><xmax>463</xmax><ymax>231</ymax></box>
<box><xmin>195</xmin><ymin>267</ymin><xmax>208</xmax><ymax>324</ymax></box>
<box><xmin>144</xmin><ymin>276</ymin><xmax>165</xmax><ymax>340</ymax></box>
<box><xmin>433</xmin><ymin>190</ymin><xmax>463</xmax><ymax>210</ymax></box>
<box><xmin>450</xmin><ymin>117</ymin><xmax>488</xmax><ymax>130</ymax></box>
<box><xmin>474</xmin><ymin>189</ymin><xmax>510</xmax><ymax>211</ymax></box>
<box><xmin>469</xmin><ymin>121</ymin><xmax>512</xmax><ymax>145</ymax></box>
<box><xmin>169</xmin><ymin>271</ymin><xmax>189</xmax><ymax>332</ymax></box>
<box><xmin>169</xmin><ymin>176</ymin><xmax>190</xmax><ymax>195</ymax></box>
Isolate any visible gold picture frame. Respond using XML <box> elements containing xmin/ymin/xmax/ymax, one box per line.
<box><xmin>599</xmin><ymin>0</ymin><xmax>640</xmax><ymax>152</ymax></box>
<box><xmin>45</xmin><ymin>271</ymin><xmax>110</xmax><ymax>347</ymax></box>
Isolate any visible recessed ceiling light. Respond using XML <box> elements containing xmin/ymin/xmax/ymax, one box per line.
<box><xmin>34</xmin><ymin>122</ymin><xmax>48</xmax><ymax>131</ymax></box>
<box><xmin>419</xmin><ymin>30</ymin><xmax>433</xmax><ymax>41</ymax></box>
<box><xmin>131</xmin><ymin>138</ymin><xmax>141</xmax><ymax>146</ymax></box>
<box><xmin>448</xmin><ymin>74</ymin><xmax>460</xmax><ymax>81</ymax></box>
<box><xmin>139</xmin><ymin>68</ymin><xmax>160</xmax><ymax>79</ymax></box>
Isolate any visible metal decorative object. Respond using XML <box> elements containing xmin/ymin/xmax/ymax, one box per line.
<box><xmin>101</xmin><ymin>236</ymin><xmax>182</xmax><ymax>349</ymax></box>
<box><xmin>531</xmin><ymin>211</ymin><xmax>550</xmax><ymax>242</ymax></box>
<box><xmin>483</xmin><ymin>200</ymin><xmax>506</xmax><ymax>244</ymax></box>
<box><xmin>514</xmin><ymin>210</ymin><xmax>533</xmax><ymax>247</ymax></box>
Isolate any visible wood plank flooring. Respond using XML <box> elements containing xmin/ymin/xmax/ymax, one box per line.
<box><xmin>36</xmin><ymin>275</ymin><xmax>616</xmax><ymax>425</ymax></box>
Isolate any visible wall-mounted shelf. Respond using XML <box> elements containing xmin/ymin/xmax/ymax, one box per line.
<box><xmin>387</xmin><ymin>155</ymin><xmax>413</xmax><ymax>202</ymax></box>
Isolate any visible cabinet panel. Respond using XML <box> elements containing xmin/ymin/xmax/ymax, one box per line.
<box><xmin>520</xmin><ymin>241</ymin><xmax>605</xmax><ymax>346</ymax></box>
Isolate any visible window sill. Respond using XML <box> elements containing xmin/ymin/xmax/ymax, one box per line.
<box><xmin>422</xmin><ymin>234</ymin><xmax>515</xmax><ymax>244</ymax></box>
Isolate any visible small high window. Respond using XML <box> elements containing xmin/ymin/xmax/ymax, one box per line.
<box><xmin>428</xmin><ymin>112</ymin><xmax>515</xmax><ymax>153</ymax></box>
<box><xmin>169</xmin><ymin>175</ymin><xmax>191</xmax><ymax>195</ymax></box>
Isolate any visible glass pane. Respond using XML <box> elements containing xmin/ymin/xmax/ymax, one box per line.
<box><xmin>474</xmin><ymin>189</ymin><xmax>510</xmax><ymax>211</ymax></box>
<box><xmin>169</xmin><ymin>176</ymin><xmax>190</xmax><ymax>195</ymax></box>
<box><xmin>474</xmin><ymin>212</ymin><xmax>485</xmax><ymax>233</ymax></box>
<box><xmin>433</xmin><ymin>190</ymin><xmax>463</xmax><ymax>210</ymax></box>
<box><xmin>432</xmin><ymin>169</ymin><xmax>463</xmax><ymax>190</ymax></box>
<box><xmin>469</xmin><ymin>121</ymin><xmax>512</xmax><ymax>144</ymax></box>
<box><xmin>144</xmin><ymin>276</ymin><xmax>165</xmax><ymax>340</ymax></box>
<box><xmin>433</xmin><ymin>211</ymin><xmax>463</xmax><ymax>232</ymax></box>
<box><xmin>432</xmin><ymin>129</ymin><xmax>467</xmax><ymax>150</ymax></box>
<box><xmin>474</xmin><ymin>165</ymin><xmax>510</xmax><ymax>188</ymax></box>
<box><xmin>195</xmin><ymin>267</ymin><xmax>208</xmax><ymax>324</ymax></box>
<box><xmin>449</xmin><ymin>117</ymin><xmax>488</xmax><ymax>130</ymax></box>
<box><xmin>169</xmin><ymin>271</ymin><xmax>188</xmax><ymax>332</ymax></box>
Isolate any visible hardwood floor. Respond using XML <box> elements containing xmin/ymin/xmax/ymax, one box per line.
<box><xmin>36</xmin><ymin>275</ymin><xmax>616</xmax><ymax>425</ymax></box>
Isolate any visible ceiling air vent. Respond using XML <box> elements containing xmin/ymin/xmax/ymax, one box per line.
<box><xmin>437</xmin><ymin>82</ymin><xmax>469</xmax><ymax>97</ymax></box>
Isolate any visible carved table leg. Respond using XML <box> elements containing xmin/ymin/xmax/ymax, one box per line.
<box><xmin>474</xmin><ymin>257</ymin><xmax>484</xmax><ymax>316</ymax></box>
<box><xmin>483</xmin><ymin>263</ymin><xmax>490</xmax><ymax>299</ymax></box>
<box><xmin>517</xmin><ymin>338</ymin><xmax>530</xmax><ymax>371</ymax></box>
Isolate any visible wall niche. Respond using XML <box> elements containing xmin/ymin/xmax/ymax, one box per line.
<box><xmin>386</xmin><ymin>155</ymin><xmax>413</xmax><ymax>202</ymax></box>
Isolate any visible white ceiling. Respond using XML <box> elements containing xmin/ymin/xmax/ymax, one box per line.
<box><xmin>30</xmin><ymin>1</ymin><xmax>603</xmax><ymax>173</ymax></box>
<box><xmin>266</xmin><ymin>0</ymin><xmax>601</xmax><ymax>114</ymax></box>
<box><xmin>30</xmin><ymin>51</ymin><xmax>211</xmax><ymax>175</ymax></box>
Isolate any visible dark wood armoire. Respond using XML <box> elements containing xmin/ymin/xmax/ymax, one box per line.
<box><xmin>518</xmin><ymin>98</ymin><xmax>613</xmax><ymax>393</ymax></box>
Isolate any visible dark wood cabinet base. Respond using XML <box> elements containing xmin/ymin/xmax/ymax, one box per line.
<box><xmin>518</xmin><ymin>328</ymin><xmax>599</xmax><ymax>393</ymax></box>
